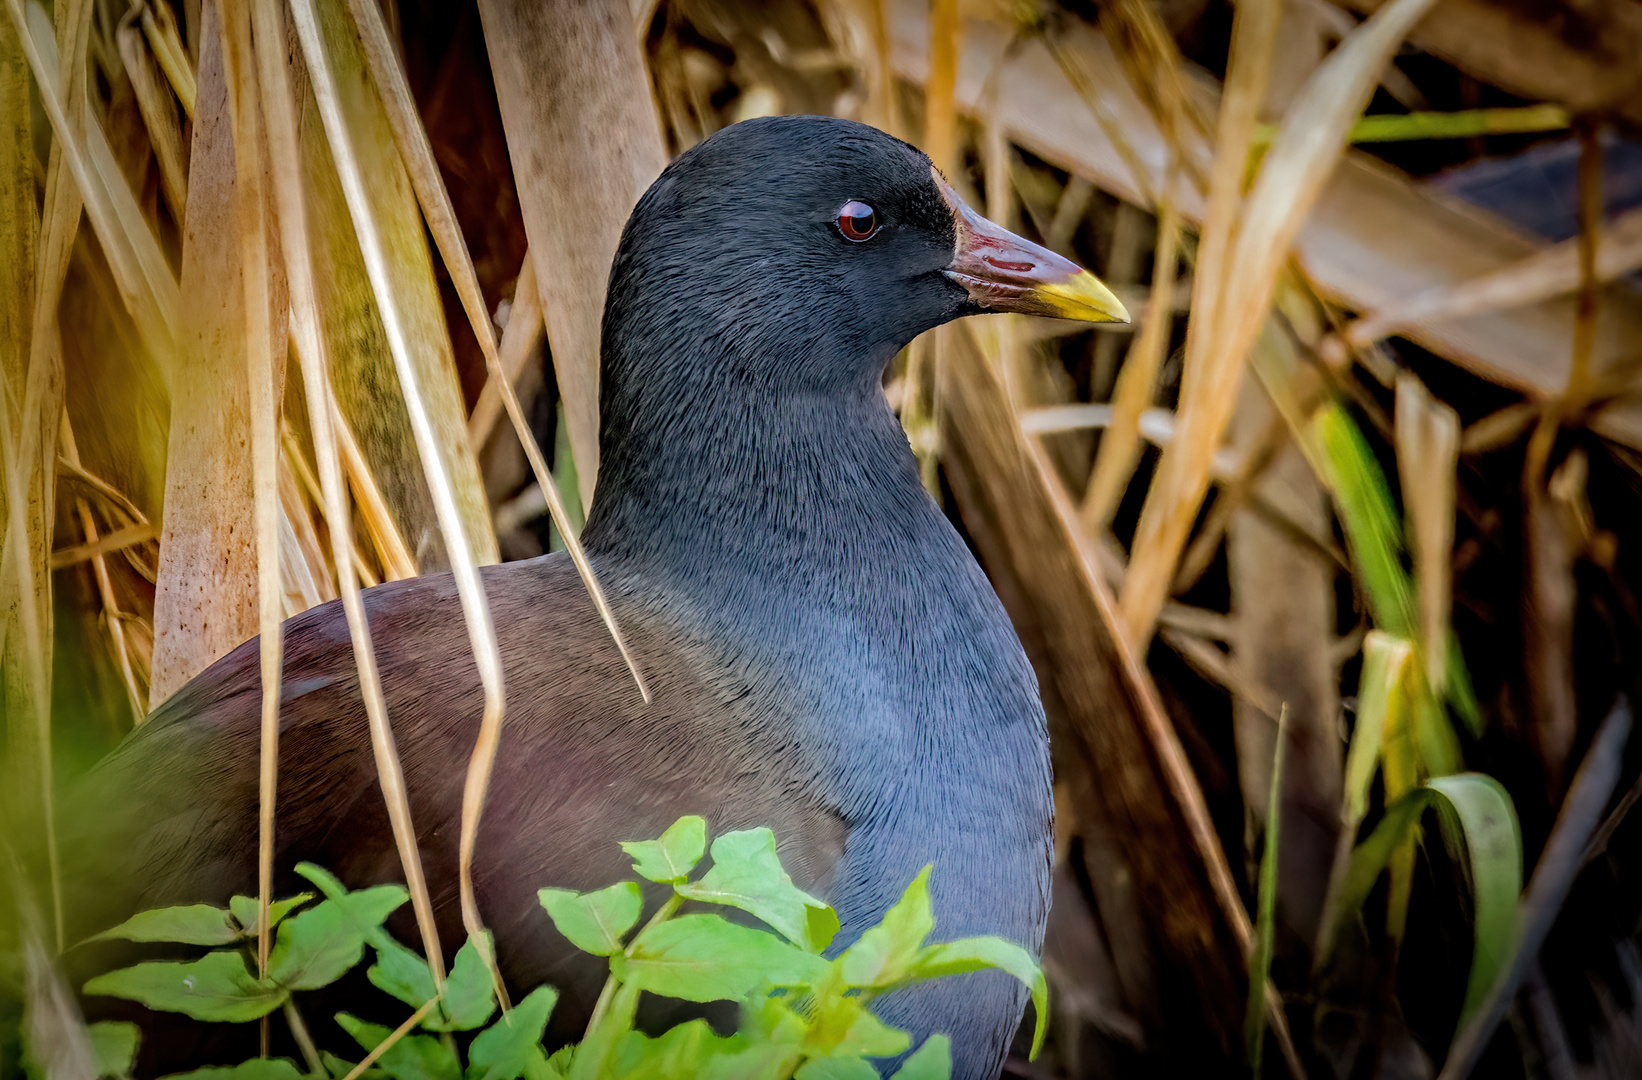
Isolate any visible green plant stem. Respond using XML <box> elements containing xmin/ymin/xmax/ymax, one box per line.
<box><xmin>567</xmin><ymin>891</ymin><xmax>684</xmax><ymax>1080</ymax></box>
<box><xmin>282</xmin><ymin>999</ymin><xmax>324</xmax><ymax>1076</ymax></box>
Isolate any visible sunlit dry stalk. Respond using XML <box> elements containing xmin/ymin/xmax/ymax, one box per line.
<box><xmin>253</xmin><ymin>0</ymin><xmax>446</xmax><ymax>982</ymax></box>
<box><xmin>329</xmin><ymin>402</ymin><xmax>416</xmax><ymax>581</ymax></box>
<box><xmin>1342</xmin><ymin>205</ymin><xmax>1642</xmax><ymax>349</ymax></box>
<box><xmin>1044</xmin><ymin>36</ymin><xmax>1159</xmax><ymax>209</ymax></box>
<box><xmin>924</xmin><ymin>0</ymin><xmax>958</xmax><ymax>174</ymax></box>
<box><xmin>1394</xmin><ymin>373</ymin><xmax>1458</xmax><ymax>693</ymax></box>
<box><xmin>217</xmin><ymin>0</ymin><xmax>284</xmax><ymax>987</ymax></box>
<box><xmin>117</xmin><ymin>3</ymin><xmax>188</xmax><ymax>223</ymax></box>
<box><xmin>58</xmin><ymin>421</ymin><xmax>144</xmax><ymax>723</ymax></box>
<box><xmin>1095</xmin><ymin>0</ymin><xmax>1210</xmax><ymax>195</ymax></box>
<box><xmin>140</xmin><ymin>0</ymin><xmax>195</xmax><ymax>118</ymax></box>
<box><xmin>1119</xmin><ymin>0</ymin><xmax>1441</xmax><ymax>650</ymax></box>
<box><xmin>466</xmin><ymin>255</ymin><xmax>541</xmax><ymax>449</ymax></box>
<box><xmin>338</xmin><ymin>995</ymin><xmax>441</xmax><ymax>1080</ymax></box>
<box><xmin>1081</xmin><ymin>187</ymin><xmax>1180</xmax><ymax>530</ymax></box>
<box><xmin>7</xmin><ymin>0</ymin><xmax>180</xmax><ymax>366</ymax></box>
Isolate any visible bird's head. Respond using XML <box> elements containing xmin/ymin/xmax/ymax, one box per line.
<box><xmin>600</xmin><ymin>114</ymin><xmax>1128</xmax><ymax>401</ymax></box>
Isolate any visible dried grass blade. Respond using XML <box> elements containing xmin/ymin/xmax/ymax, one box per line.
<box><xmin>466</xmin><ymin>253</ymin><xmax>540</xmax><ymax>449</ymax></box>
<box><xmin>217</xmin><ymin>0</ymin><xmax>284</xmax><ymax>981</ymax></box>
<box><xmin>1394</xmin><ymin>373</ymin><xmax>1458</xmax><ymax>692</ymax></box>
<box><xmin>478</xmin><ymin>0</ymin><xmax>667</xmax><ymax>509</ymax></box>
<box><xmin>1082</xmin><ymin>193</ymin><xmax>1180</xmax><ymax>530</ymax></box>
<box><xmin>1119</xmin><ymin>0</ymin><xmax>1440</xmax><ymax>648</ymax></box>
<box><xmin>8</xmin><ymin>0</ymin><xmax>178</xmax><ymax>364</ymax></box>
<box><xmin>140</xmin><ymin>0</ymin><xmax>195</xmax><ymax>117</ymax></box>
<box><xmin>1347</xmin><ymin>207</ymin><xmax>1642</xmax><ymax>350</ymax></box>
<box><xmin>330</xmin><ymin>400</ymin><xmax>415</xmax><ymax>581</ymax></box>
<box><xmin>58</xmin><ymin>420</ymin><xmax>145</xmax><ymax>722</ymax></box>
<box><xmin>252</xmin><ymin>0</ymin><xmax>445</xmax><ymax>983</ymax></box>
<box><xmin>348</xmin><ymin>0</ymin><xmax>646</xmax><ymax>706</ymax></box>
<box><xmin>147</xmin><ymin>3</ymin><xmax>263</xmax><ymax>705</ymax></box>
<box><xmin>290</xmin><ymin>0</ymin><xmax>507</xmax><ymax>990</ymax></box>
<box><xmin>0</xmin><ymin>4</ymin><xmax>62</xmax><ymax>948</ymax></box>
<box><xmin>117</xmin><ymin>9</ymin><xmax>188</xmax><ymax>223</ymax></box>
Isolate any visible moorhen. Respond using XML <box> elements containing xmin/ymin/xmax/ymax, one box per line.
<box><xmin>67</xmin><ymin>114</ymin><xmax>1128</xmax><ymax>1079</ymax></box>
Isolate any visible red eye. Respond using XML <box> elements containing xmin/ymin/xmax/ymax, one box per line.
<box><xmin>836</xmin><ymin>200</ymin><xmax>878</xmax><ymax>242</ymax></box>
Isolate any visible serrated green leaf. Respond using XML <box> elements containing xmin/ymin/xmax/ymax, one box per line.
<box><xmin>269</xmin><ymin>885</ymin><xmax>407</xmax><ymax>990</ymax></box>
<box><xmin>910</xmin><ymin>936</ymin><xmax>1048</xmax><ymax>1056</ymax></box>
<box><xmin>697</xmin><ymin>1043</ymin><xmax>802</xmax><ymax>1080</ymax></box>
<box><xmin>806</xmin><ymin>995</ymin><xmax>909</xmax><ymax>1058</ymax></box>
<box><xmin>1427</xmin><ymin>773</ymin><xmax>1522</xmax><ymax>1021</ymax></box>
<box><xmin>608</xmin><ymin>1020</ymin><xmax>748</xmax><ymax>1080</ymax></box>
<box><xmin>87</xmin><ymin>905</ymin><xmax>240</xmax><ymax>947</ymax></box>
<box><xmin>676</xmin><ymin>829</ymin><xmax>839</xmax><ymax>953</ymax></box>
<box><xmin>84</xmin><ymin>951</ymin><xmax>287</xmax><ymax>1022</ymax></box>
<box><xmin>889</xmin><ymin>1035</ymin><xmax>951</xmax><ymax>1080</ymax></box>
<box><xmin>794</xmin><ymin>1055</ymin><xmax>879</xmax><ymax>1080</ymax></box>
<box><xmin>336</xmin><ymin>1012</ymin><xmax>461</xmax><ymax>1080</ymax></box>
<box><xmin>613</xmin><ymin>914</ymin><xmax>828</xmax><ymax>1002</ymax></box>
<box><xmin>467</xmin><ymin>984</ymin><xmax>559</xmax><ymax>1080</ymax></box>
<box><xmin>367</xmin><ymin>936</ymin><xmax>439</xmax><ymax>1011</ymax></box>
<box><xmin>228</xmin><ymin>893</ymin><xmax>315</xmax><ymax>935</ymax></box>
<box><xmin>86</xmin><ymin>1021</ymin><xmax>139</xmax><ymax>1078</ymax></box>
<box><xmin>158</xmin><ymin>1061</ymin><xmax>306</xmax><ymax>1080</ymax></box>
<box><xmin>538</xmin><ymin>882</ymin><xmax>643</xmax><ymax>956</ymax></box>
<box><xmin>424</xmin><ymin>935</ymin><xmax>497</xmax><ymax>1031</ymax></box>
<box><xmin>620</xmin><ymin>816</ymin><xmax>708</xmax><ymax>883</ymax></box>
<box><xmin>837</xmin><ymin>866</ymin><xmax>935</xmax><ymax>989</ymax></box>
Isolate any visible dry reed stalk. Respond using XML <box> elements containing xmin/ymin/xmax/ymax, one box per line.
<box><xmin>292</xmin><ymin>0</ymin><xmax>517</xmax><ymax>986</ymax></box>
<box><xmin>1119</xmin><ymin>0</ymin><xmax>1442</xmax><ymax>650</ymax></box>
<box><xmin>924</xmin><ymin>0</ymin><xmax>958</xmax><ymax>173</ymax></box>
<box><xmin>253</xmin><ymin>0</ymin><xmax>446</xmax><ymax>982</ymax></box>
<box><xmin>1081</xmin><ymin>191</ymin><xmax>1180</xmax><ymax>530</ymax></box>
<box><xmin>216</xmin><ymin>0</ymin><xmax>286</xmax><ymax>985</ymax></box>
<box><xmin>144</xmin><ymin>4</ymin><xmax>264</xmax><ymax>705</ymax></box>
<box><xmin>141</xmin><ymin>0</ymin><xmax>195</xmax><ymax>118</ymax></box>
<box><xmin>478</xmin><ymin>0</ymin><xmax>668</xmax><ymax>510</ymax></box>
<box><xmin>1342</xmin><ymin>206</ymin><xmax>1642</xmax><ymax>349</ymax></box>
<box><xmin>466</xmin><ymin>254</ymin><xmax>541</xmax><ymax>449</ymax></box>
<box><xmin>1394</xmin><ymin>373</ymin><xmax>1459</xmax><ymax>692</ymax></box>
<box><xmin>116</xmin><ymin>4</ymin><xmax>188</xmax><ymax>223</ymax></box>
<box><xmin>57</xmin><ymin>419</ymin><xmax>145</xmax><ymax>724</ymax></box>
<box><xmin>330</xmin><ymin>401</ymin><xmax>416</xmax><ymax>581</ymax></box>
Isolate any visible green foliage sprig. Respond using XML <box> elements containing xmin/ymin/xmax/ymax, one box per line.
<box><xmin>74</xmin><ymin>817</ymin><xmax>1047</xmax><ymax>1080</ymax></box>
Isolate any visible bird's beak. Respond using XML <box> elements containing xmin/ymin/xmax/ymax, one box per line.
<box><xmin>937</xmin><ymin>172</ymin><xmax>1129</xmax><ymax>325</ymax></box>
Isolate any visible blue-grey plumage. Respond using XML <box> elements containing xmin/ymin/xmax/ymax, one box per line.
<box><xmin>67</xmin><ymin>115</ymin><xmax>1128</xmax><ymax>1079</ymax></box>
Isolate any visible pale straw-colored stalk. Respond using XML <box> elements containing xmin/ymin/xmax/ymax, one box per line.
<box><xmin>253</xmin><ymin>0</ymin><xmax>447</xmax><ymax>982</ymax></box>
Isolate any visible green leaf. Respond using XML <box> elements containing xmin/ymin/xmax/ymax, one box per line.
<box><xmin>676</xmin><ymin>829</ymin><xmax>839</xmax><ymax>953</ymax></box>
<box><xmin>336</xmin><ymin>1013</ymin><xmax>461</xmax><ymax>1080</ymax></box>
<box><xmin>228</xmin><ymin>893</ymin><xmax>315</xmax><ymax>935</ymax></box>
<box><xmin>908</xmin><ymin>936</ymin><xmax>1048</xmax><ymax>1057</ymax></box>
<box><xmin>424</xmin><ymin>935</ymin><xmax>497</xmax><ymax>1031</ymax></box>
<box><xmin>87</xmin><ymin>904</ymin><xmax>240</xmax><ymax>947</ymax></box>
<box><xmin>609</xmin><ymin>1021</ymin><xmax>748</xmax><ymax>1080</ymax></box>
<box><xmin>367</xmin><ymin>936</ymin><xmax>439</xmax><ymax>1011</ymax></box>
<box><xmin>1426</xmin><ymin>773</ymin><xmax>1522</xmax><ymax>1021</ymax></box>
<box><xmin>467</xmin><ymin>984</ymin><xmax>559</xmax><ymax>1080</ymax></box>
<box><xmin>837</xmin><ymin>867</ymin><xmax>935</xmax><ymax>989</ymax></box>
<box><xmin>1245</xmin><ymin>710</ymin><xmax>1286</xmax><ymax>1073</ymax></box>
<box><xmin>620</xmin><ymin>816</ymin><xmax>707</xmax><ymax>884</ymax></box>
<box><xmin>889</xmin><ymin>1035</ymin><xmax>951</xmax><ymax>1080</ymax></box>
<box><xmin>538</xmin><ymin>882</ymin><xmax>644</xmax><ymax>956</ymax></box>
<box><xmin>84</xmin><ymin>951</ymin><xmax>287</xmax><ymax>1022</ymax></box>
<box><xmin>794</xmin><ymin>1055</ymin><xmax>879</xmax><ymax>1080</ymax></box>
<box><xmin>322</xmin><ymin>1052</ymin><xmax>389</xmax><ymax>1080</ymax></box>
<box><xmin>740</xmin><ymin>993</ymin><xmax>811</xmax><ymax>1044</ymax></box>
<box><xmin>1321</xmin><ymin>788</ymin><xmax>1435</xmax><ymax>965</ymax></box>
<box><xmin>1314</xmin><ymin>405</ymin><xmax>1415</xmax><ymax>639</ymax></box>
<box><xmin>697</xmin><ymin>1044</ymin><xmax>803</xmax><ymax>1080</ymax></box>
<box><xmin>612</xmin><ymin>914</ymin><xmax>829</xmax><ymax>1002</ymax></box>
<box><xmin>158</xmin><ymin>1061</ymin><xmax>306</xmax><ymax>1080</ymax></box>
<box><xmin>806</xmin><ymin>995</ymin><xmax>909</xmax><ymax>1058</ymax></box>
<box><xmin>269</xmin><ymin>885</ymin><xmax>407</xmax><ymax>990</ymax></box>
<box><xmin>86</xmin><ymin>1021</ymin><xmax>139</xmax><ymax>1078</ymax></box>
<box><xmin>1344</xmin><ymin>633</ymin><xmax>1412</xmax><ymax>828</ymax></box>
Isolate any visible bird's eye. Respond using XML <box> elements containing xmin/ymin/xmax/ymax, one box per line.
<box><xmin>835</xmin><ymin>200</ymin><xmax>878</xmax><ymax>242</ymax></box>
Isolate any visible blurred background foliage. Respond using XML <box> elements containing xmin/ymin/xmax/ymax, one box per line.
<box><xmin>5</xmin><ymin>0</ymin><xmax>1642</xmax><ymax>1076</ymax></box>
